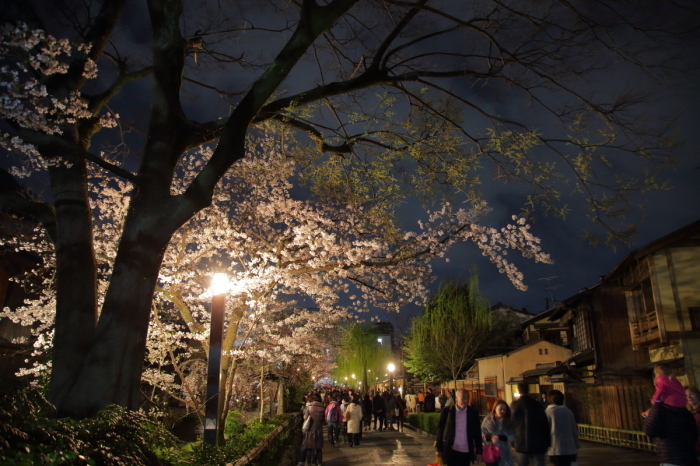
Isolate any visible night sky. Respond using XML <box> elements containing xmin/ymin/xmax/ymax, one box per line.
<box><xmin>419</xmin><ymin>91</ymin><xmax>700</xmax><ymax>319</ymax></box>
<box><xmin>2</xmin><ymin>0</ymin><xmax>699</xmax><ymax>327</ymax></box>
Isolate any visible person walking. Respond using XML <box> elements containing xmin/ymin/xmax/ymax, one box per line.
<box><xmin>511</xmin><ymin>382</ymin><xmax>550</xmax><ymax>466</ymax></box>
<box><xmin>299</xmin><ymin>394</ymin><xmax>313</xmax><ymax>466</ymax></box>
<box><xmin>445</xmin><ymin>389</ymin><xmax>456</xmax><ymax>408</ymax></box>
<box><xmin>345</xmin><ymin>395</ymin><xmax>363</xmax><ymax>447</ymax></box>
<box><xmin>324</xmin><ymin>394</ymin><xmax>342</xmax><ymax>447</ymax></box>
<box><xmin>481</xmin><ymin>399</ymin><xmax>515</xmax><ymax>466</ymax></box>
<box><xmin>340</xmin><ymin>395</ymin><xmax>351</xmax><ymax>445</ymax></box>
<box><xmin>385</xmin><ymin>393</ymin><xmax>397</xmax><ymax>430</ymax></box>
<box><xmin>644</xmin><ymin>392</ymin><xmax>699</xmax><ymax>466</ymax></box>
<box><xmin>299</xmin><ymin>393</ymin><xmax>325</xmax><ymax>466</ymax></box>
<box><xmin>439</xmin><ymin>389</ymin><xmax>448</xmax><ymax>410</ymax></box>
<box><xmin>435</xmin><ymin>388</ymin><xmax>483</xmax><ymax>465</ymax></box>
<box><xmin>545</xmin><ymin>390</ymin><xmax>579</xmax><ymax>466</ymax></box>
<box><xmin>373</xmin><ymin>391</ymin><xmax>386</xmax><ymax>431</ymax></box>
<box><xmin>396</xmin><ymin>394</ymin><xmax>407</xmax><ymax>432</ymax></box>
<box><xmin>417</xmin><ymin>390</ymin><xmax>425</xmax><ymax>413</ymax></box>
<box><xmin>425</xmin><ymin>388</ymin><xmax>437</xmax><ymax>413</ymax></box>
<box><xmin>406</xmin><ymin>392</ymin><xmax>417</xmax><ymax>413</ymax></box>
<box><xmin>362</xmin><ymin>393</ymin><xmax>373</xmax><ymax>432</ymax></box>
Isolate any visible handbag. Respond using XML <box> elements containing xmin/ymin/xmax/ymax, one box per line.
<box><xmin>302</xmin><ymin>415</ymin><xmax>313</xmax><ymax>432</ymax></box>
<box><xmin>482</xmin><ymin>444</ymin><xmax>501</xmax><ymax>464</ymax></box>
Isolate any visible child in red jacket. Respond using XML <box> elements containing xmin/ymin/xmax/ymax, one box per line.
<box><xmin>642</xmin><ymin>364</ymin><xmax>686</xmax><ymax>417</ymax></box>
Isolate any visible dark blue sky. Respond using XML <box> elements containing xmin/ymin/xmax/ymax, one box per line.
<box><xmin>3</xmin><ymin>0</ymin><xmax>698</xmax><ymax>328</ymax></box>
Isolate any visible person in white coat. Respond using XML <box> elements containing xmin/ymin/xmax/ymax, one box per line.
<box><xmin>545</xmin><ymin>390</ymin><xmax>579</xmax><ymax>466</ymax></box>
<box><xmin>345</xmin><ymin>395</ymin><xmax>364</xmax><ymax>447</ymax></box>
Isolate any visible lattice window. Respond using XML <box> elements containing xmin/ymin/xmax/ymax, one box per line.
<box><xmin>573</xmin><ymin>311</ymin><xmax>591</xmax><ymax>353</ymax></box>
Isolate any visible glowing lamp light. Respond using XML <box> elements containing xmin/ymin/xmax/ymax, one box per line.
<box><xmin>387</xmin><ymin>363</ymin><xmax>395</xmax><ymax>372</ymax></box>
<box><xmin>210</xmin><ymin>273</ymin><xmax>229</xmax><ymax>295</ymax></box>
<box><xmin>204</xmin><ymin>272</ymin><xmax>228</xmax><ymax>445</ymax></box>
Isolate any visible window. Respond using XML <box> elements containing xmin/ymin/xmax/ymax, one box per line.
<box><xmin>485</xmin><ymin>377</ymin><xmax>497</xmax><ymax>397</ymax></box>
<box><xmin>631</xmin><ymin>277</ymin><xmax>656</xmax><ymax>317</ymax></box>
<box><xmin>539</xmin><ymin>349</ymin><xmax>543</xmax><ymax>355</ymax></box>
<box><xmin>560</xmin><ymin>330</ymin><xmax>568</xmax><ymax>346</ymax></box>
<box><xmin>573</xmin><ymin>311</ymin><xmax>592</xmax><ymax>353</ymax></box>
<box><xmin>545</xmin><ymin>348</ymin><xmax>549</xmax><ymax>355</ymax></box>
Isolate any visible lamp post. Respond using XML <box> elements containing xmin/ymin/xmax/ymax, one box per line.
<box><xmin>204</xmin><ymin>273</ymin><xmax>228</xmax><ymax>445</ymax></box>
<box><xmin>388</xmin><ymin>363</ymin><xmax>395</xmax><ymax>393</ymax></box>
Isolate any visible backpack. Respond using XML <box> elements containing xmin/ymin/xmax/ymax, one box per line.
<box><xmin>326</xmin><ymin>402</ymin><xmax>340</xmax><ymax>423</ymax></box>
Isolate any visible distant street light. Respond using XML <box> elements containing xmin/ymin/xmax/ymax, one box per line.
<box><xmin>204</xmin><ymin>273</ymin><xmax>228</xmax><ymax>445</ymax></box>
<box><xmin>388</xmin><ymin>363</ymin><xmax>395</xmax><ymax>392</ymax></box>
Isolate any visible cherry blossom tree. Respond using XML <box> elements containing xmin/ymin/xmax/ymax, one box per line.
<box><xmin>2</xmin><ymin>126</ymin><xmax>551</xmax><ymax>432</ymax></box>
<box><xmin>0</xmin><ymin>0</ymin><xmax>691</xmax><ymax>418</ymax></box>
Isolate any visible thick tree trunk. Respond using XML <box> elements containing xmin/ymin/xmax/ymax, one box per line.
<box><xmin>53</xmin><ymin>198</ymin><xmax>176</xmax><ymax>417</ymax></box>
<box><xmin>277</xmin><ymin>380</ymin><xmax>285</xmax><ymax>415</ymax></box>
<box><xmin>47</xmin><ymin>157</ymin><xmax>99</xmax><ymax>409</ymax></box>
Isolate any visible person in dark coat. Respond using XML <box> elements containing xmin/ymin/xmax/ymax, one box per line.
<box><xmin>644</xmin><ymin>401</ymin><xmax>699</xmax><ymax>466</ymax></box>
<box><xmin>425</xmin><ymin>388</ymin><xmax>437</xmax><ymax>413</ymax></box>
<box><xmin>435</xmin><ymin>389</ymin><xmax>482</xmax><ymax>465</ymax></box>
<box><xmin>300</xmin><ymin>393</ymin><xmax>325</xmax><ymax>466</ymax></box>
<box><xmin>511</xmin><ymin>382</ymin><xmax>550</xmax><ymax>466</ymax></box>
<box><xmin>362</xmin><ymin>393</ymin><xmax>373</xmax><ymax>432</ymax></box>
<box><xmin>373</xmin><ymin>392</ymin><xmax>386</xmax><ymax>430</ymax></box>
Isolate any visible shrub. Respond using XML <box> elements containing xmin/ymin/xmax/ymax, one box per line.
<box><xmin>187</xmin><ymin>414</ymin><xmax>293</xmax><ymax>466</ymax></box>
<box><xmin>406</xmin><ymin>412</ymin><xmax>441</xmax><ymax>435</ymax></box>
<box><xmin>0</xmin><ymin>378</ymin><xmax>181</xmax><ymax>465</ymax></box>
<box><xmin>0</xmin><ymin>378</ymin><xmax>296</xmax><ymax>466</ymax></box>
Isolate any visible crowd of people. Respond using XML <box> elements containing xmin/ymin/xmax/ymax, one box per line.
<box><xmin>297</xmin><ymin>366</ymin><xmax>700</xmax><ymax>466</ymax></box>
<box><xmin>298</xmin><ymin>386</ymin><xmax>411</xmax><ymax>466</ymax></box>
<box><xmin>434</xmin><ymin>383</ymin><xmax>578</xmax><ymax>466</ymax></box>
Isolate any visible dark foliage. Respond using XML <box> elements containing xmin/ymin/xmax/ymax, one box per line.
<box><xmin>0</xmin><ymin>378</ymin><xmax>180</xmax><ymax>465</ymax></box>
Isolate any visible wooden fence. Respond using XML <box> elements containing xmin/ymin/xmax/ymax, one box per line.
<box><xmin>565</xmin><ymin>385</ymin><xmax>650</xmax><ymax>431</ymax></box>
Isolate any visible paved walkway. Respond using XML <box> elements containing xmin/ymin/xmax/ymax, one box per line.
<box><xmin>320</xmin><ymin>426</ymin><xmax>659</xmax><ymax>466</ymax></box>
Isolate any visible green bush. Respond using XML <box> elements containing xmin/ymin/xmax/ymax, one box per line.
<box><xmin>406</xmin><ymin>412</ymin><xmax>441</xmax><ymax>435</ymax></box>
<box><xmin>0</xmin><ymin>378</ymin><xmax>297</xmax><ymax>466</ymax></box>
<box><xmin>0</xmin><ymin>378</ymin><xmax>180</xmax><ymax>465</ymax></box>
<box><xmin>186</xmin><ymin>414</ymin><xmax>293</xmax><ymax>466</ymax></box>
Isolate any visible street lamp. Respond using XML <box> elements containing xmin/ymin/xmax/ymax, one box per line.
<box><xmin>388</xmin><ymin>363</ymin><xmax>395</xmax><ymax>392</ymax></box>
<box><xmin>204</xmin><ymin>273</ymin><xmax>228</xmax><ymax>445</ymax></box>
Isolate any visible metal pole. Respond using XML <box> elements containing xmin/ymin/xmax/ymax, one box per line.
<box><xmin>204</xmin><ymin>292</ymin><xmax>225</xmax><ymax>445</ymax></box>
